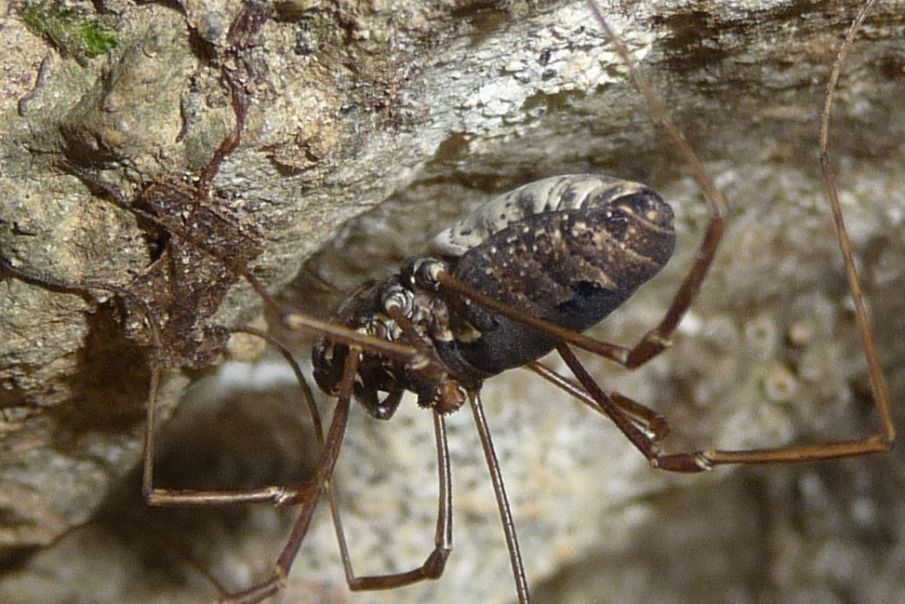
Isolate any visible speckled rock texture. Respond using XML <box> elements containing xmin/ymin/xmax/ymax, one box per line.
<box><xmin>1</xmin><ymin>0</ymin><xmax>904</xmax><ymax>603</ymax></box>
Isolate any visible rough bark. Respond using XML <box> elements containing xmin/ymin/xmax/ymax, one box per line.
<box><xmin>1</xmin><ymin>0</ymin><xmax>904</xmax><ymax>603</ymax></box>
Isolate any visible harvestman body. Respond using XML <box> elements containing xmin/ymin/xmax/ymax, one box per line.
<box><xmin>313</xmin><ymin>175</ymin><xmax>674</xmax><ymax>417</ymax></box>
<box><xmin>0</xmin><ymin>0</ymin><xmax>895</xmax><ymax>602</ymax></box>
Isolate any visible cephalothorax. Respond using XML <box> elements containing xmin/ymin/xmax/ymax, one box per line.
<box><xmin>313</xmin><ymin>175</ymin><xmax>674</xmax><ymax>417</ymax></box>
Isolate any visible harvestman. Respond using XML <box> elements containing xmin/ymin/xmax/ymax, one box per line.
<box><xmin>210</xmin><ymin>2</ymin><xmax>892</xmax><ymax>602</ymax></box>
<box><xmin>1</xmin><ymin>1</ymin><xmax>895</xmax><ymax>602</ymax></box>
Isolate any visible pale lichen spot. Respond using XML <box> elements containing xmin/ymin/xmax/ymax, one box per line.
<box><xmin>570</xmin><ymin>221</ymin><xmax>589</xmax><ymax>238</ymax></box>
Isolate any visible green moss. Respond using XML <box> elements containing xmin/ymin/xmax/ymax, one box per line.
<box><xmin>75</xmin><ymin>20</ymin><xmax>118</xmax><ymax>55</ymax></box>
<box><xmin>19</xmin><ymin>0</ymin><xmax>119</xmax><ymax>63</ymax></box>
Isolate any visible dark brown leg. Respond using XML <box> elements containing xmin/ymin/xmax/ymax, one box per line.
<box><xmin>283</xmin><ymin>311</ymin><xmax>420</xmax><ymax>364</ymax></box>
<box><xmin>0</xmin><ymin>257</ymin><xmax>152</xmax><ymax>320</ymax></box>
<box><xmin>432</xmin><ymin>2</ymin><xmax>737</xmax><ymax>371</ymax></box>
<box><xmin>236</xmin><ymin>327</ymin><xmax>325</xmax><ymax>446</ymax></box>
<box><xmin>196</xmin><ymin>0</ymin><xmax>268</xmax><ymax>190</ymax></box>
<box><xmin>323</xmin><ymin>408</ymin><xmax>453</xmax><ymax>590</ymax></box>
<box><xmin>434</xmin><ymin>0</ymin><xmax>729</xmax><ymax>372</ymax></box>
<box><xmin>272</xmin><ymin>299</ymin><xmax>456</xmax><ymax>591</ymax></box>
<box><xmin>220</xmin><ymin>348</ymin><xmax>361</xmax><ymax>604</ymax></box>
<box><xmin>0</xmin><ymin>256</ymin><xmax>326</xmax><ymax>508</ymax></box>
<box><xmin>525</xmin><ymin>361</ymin><xmax>670</xmax><ymax>441</ymax></box>
<box><xmin>658</xmin><ymin>0</ymin><xmax>893</xmax><ymax>464</ymax></box>
<box><xmin>559</xmin><ymin>343</ymin><xmax>891</xmax><ymax>474</ymax></box>
<box><xmin>141</xmin><ymin>328</ymin><xmax>324</xmax><ymax>508</ymax></box>
<box><xmin>446</xmin><ymin>0</ymin><xmax>894</xmax><ymax>475</ymax></box>
<box><xmin>816</xmin><ymin>0</ymin><xmax>895</xmax><ymax>445</ymax></box>
<box><xmin>585</xmin><ymin>0</ymin><xmax>729</xmax><ymax>369</ymax></box>
<box><xmin>437</xmin><ymin>247</ymin><xmax>718</xmax><ymax>370</ymax></box>
<box><xmin>468</xmin><ymin>389</ymin><xmax>530</xmax><ymax>603</ymax></box>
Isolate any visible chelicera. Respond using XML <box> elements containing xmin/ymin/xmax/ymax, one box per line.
<box><xmin>2</xmin><ymin>1</ymin><xmax>895</xmax><ymax>602</ymax></box>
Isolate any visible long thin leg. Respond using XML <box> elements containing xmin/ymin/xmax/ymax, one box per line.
<box><xmin>142</xmin><ymin>328</ymin><xmax>323</xmax><ymax>508</ymax></box>
<box><xmin>559</xmin><ymin>343</ymin><xmax>891</xmax><ymax>474</ymax></box>
<box><xmin>221</xmin><ymin>348</ymin><xmax>361</xmax><ymax>604</ymax></box>
<box><xmin>468</xmin><ymin>390</ymin><xmax>530</xmax><ymax>604</ymax></box>
<box><xmin>0</xmin><ymin>256</ymin><xmax>155</xmax><ymax>322</ymax></box>
<box><xmin>663</xmin><ymin>0</ymin><xmax>895</xmax><ymax>467</ymax></box>
<box><xmin>586</xmin><ymin>1</ymin><xmax>728</xmax><ymax>369</ymax></box>
<box><xmin>237</xmin><ymin>327</ymin><xmax>325</xmax><ymax>447</ymax></box>
<box><xmin>434</xmin><ymin>2</ymin><xmax>729</xmax><ymax>372</ymax></box>
<box><xmin>525</xmin><ymin>361</ymin><xmax>670</xmax><ymax>441</ymax></box>
<box><xmin>0</xmin><ymin>255</ymin><xmax>324</xmax><ymax>506</ymax></box>
<box><xmin>448</xmin><ymin>1</ymin><xmax>893</xmax><ymax>475</ymax></box>
<box><xmin>9</xmin><ymin>182</ymin><xmax>422</xmax><ymax>368</ymax></box>
<box><xmin>283</xmin><ymin>312</ymin><xmax>421</xmax><ymax>364</ymax></box>
<box><xmin>817</xmin><ymin>0</ymin><xmax>895</xmax><ymax>445</ymax></box>
<box><xmin>274</xmin><ymin>300</ymin><xmax>455</xmax><ymax>591</ymax></box>
<box><xmin>323</xmin><ymin>408</ymin><xmax>453</xmax><ymax>590</ymax></box>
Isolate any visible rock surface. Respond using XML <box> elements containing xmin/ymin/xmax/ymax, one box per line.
<box><xmin>1</xmin><ymin>1</ymin><xmax>904</xmax><ymax>603</ymax></box>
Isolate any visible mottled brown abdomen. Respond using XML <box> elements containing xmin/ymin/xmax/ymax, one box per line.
<box><xmin>445</xmin><ymin>176</ymin><xmax>674</xmax><ymax>375</ymax></box>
